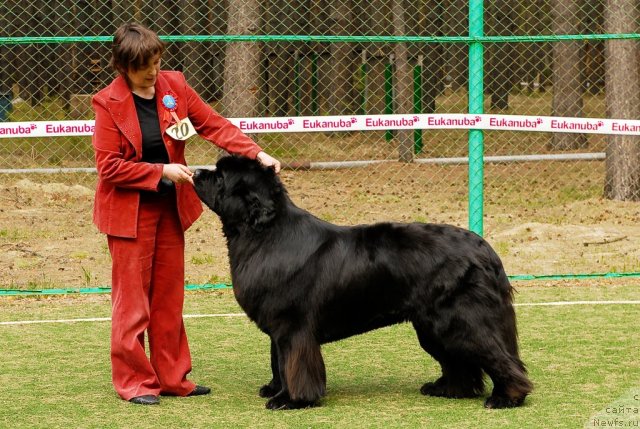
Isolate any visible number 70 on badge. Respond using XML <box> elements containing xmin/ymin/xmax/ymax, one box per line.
<box><xmin>167</xmin><ymin>117</ymin><xmax>198</xmax><ymax>140</ymax></box>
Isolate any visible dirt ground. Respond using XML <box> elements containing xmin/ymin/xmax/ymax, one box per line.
<box><xmin>1</xmin><ymin>163</ymin><xmax>639</xmax><ymax>290</ymax></box>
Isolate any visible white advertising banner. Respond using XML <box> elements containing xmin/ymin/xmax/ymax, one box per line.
<box><xmin>2</xmin><ymin>114</ymin><xmax>640</xmax><ymax>138</ymax></box>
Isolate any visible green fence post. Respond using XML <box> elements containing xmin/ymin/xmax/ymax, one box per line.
<box><xmin>468</xmin><ymin>0</ymin><xmax>484</xmax><ymax>236</ymax></box>
<box><xmin>413</xmin><ymin>54</ymin><xmax>423</xmax><ymax>154</ymax></box>
<box><xmin>385</xmin><ymin>54</ymin><xmax>394</xmax><ymax>141</ymax></box>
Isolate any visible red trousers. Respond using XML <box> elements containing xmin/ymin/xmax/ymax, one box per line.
<box><xmin>107</xmin><ymin>194</ymin><xmax>195</xmax><ymax>400</ymax></box>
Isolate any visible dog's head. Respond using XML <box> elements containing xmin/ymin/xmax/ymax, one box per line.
<box><xmin>193</xmin><ymin>156</ymin><xmax>283</xmax><ymax>233</ymax></box>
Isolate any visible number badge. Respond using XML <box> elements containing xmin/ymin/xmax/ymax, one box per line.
<box><xmin>167</xmin><ymin>117</ymin><xmax>197</xmax><ymax>140</ymax></box>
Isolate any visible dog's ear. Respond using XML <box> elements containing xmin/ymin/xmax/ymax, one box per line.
<box><xmin>246</xmin><ymin>191</ymin><xmax>276</xmax><ymax>231</ymax></box>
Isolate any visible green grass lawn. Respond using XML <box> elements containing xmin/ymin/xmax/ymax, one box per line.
<box><xmin>0</xmin><ymin>283</ymin><xmax>639</xmax><ymax>429</ymax></box>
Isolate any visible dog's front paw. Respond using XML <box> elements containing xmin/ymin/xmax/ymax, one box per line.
<box><xmin>484</xmin><ymin>395</ymin><xmax>525</xmax><ymax>409</ymax></box>
<box><xmin>420</xmin><ymin>378</ymin><xmax>481</xmax><ymax>399</ymax></box>
<box><xmin>266</xmin><ymin>392</ymin><xmax>317</xmax><ymax>410</ymax></box>
<box><xmin>420</xmin><ymin>379</ymin><xmax>448</xmax><ymax>397</ymax></box>
<box><xmin>259</xmin><ymin>383</ymin><xmax>281</xmax><ymax>398</ymax></box>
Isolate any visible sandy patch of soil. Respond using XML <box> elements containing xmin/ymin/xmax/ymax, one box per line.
<box><xmin>1</xmin><ymin>167</ymin><xmax>638</xmax><ymax>289</ymax></box>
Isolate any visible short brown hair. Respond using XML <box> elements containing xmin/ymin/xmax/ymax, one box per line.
<box><xmin>110</xmin><ymin>22</ymin><xmax>165</xmax><ymax>75</ymax></box>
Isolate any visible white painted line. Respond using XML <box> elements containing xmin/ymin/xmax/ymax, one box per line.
<box><xmin>0</xmin><ymin>313</ymin><xmax>246</xmax><ymax>326</ymax></box>
<box><xmin>183</xmin><ymin>313</ymin><xmax>246</xmax><ymax>319</ymax></box>
<box><xmin>1</xmin><ymin>302</ymin><xmax>639</xmax><ymax>326</ymax></box>
<box><xmin>0</xmin><ymin>317</ymin><xmax>112</xmax><ymax>325</ymax></box>
<box><xmin>514</xmin><ymin>300</ymin><xmax>640</xmax><ymax>307</ymax></box>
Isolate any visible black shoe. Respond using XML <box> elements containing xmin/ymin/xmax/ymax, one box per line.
<box><xmin>187</xmin><ymin>385</ymin><xmax>211</xmax><ymax>396</ymax></box>
<box><xmin>129</xmin><ymin>394</ymin><xmax>159</xmax><ymax>405</ymax></box>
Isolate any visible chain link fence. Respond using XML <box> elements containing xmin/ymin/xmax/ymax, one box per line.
<box><xmin>1</xmin><ymin>1</ymin><xmax>639</xmax><ymax>278</ymax></box>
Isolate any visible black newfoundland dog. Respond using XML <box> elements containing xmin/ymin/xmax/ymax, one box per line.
<box><xmin>193</xmin><ymin>156</ymin><xmax>532</xmax><ymax>410</ymax></box>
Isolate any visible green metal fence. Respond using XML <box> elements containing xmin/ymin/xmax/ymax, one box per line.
<box><xmin>1</xmin><ymin>1</ymin><xmax>639</xmax><ymax>284</ymax></box>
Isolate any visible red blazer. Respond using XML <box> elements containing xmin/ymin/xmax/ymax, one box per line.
<box><xmin>92</xmin><ymin>71</ymin><xmax>262</xmax><ymax>238</ymax></box>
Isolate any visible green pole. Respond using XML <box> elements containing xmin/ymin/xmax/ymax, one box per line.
<box><xmin>385</xmin><ymin>55</ymin><xmax>394</xmax><ymax>141</ymax></box>
<box><xmin>468</xmin><ymin>0</ymin><xmax>484</xmax><ymax>236</ymax></box>
<box><xmin>413</xmin><ymin>55</ymin><xmax>423</xmax><ymax>154</ymax></box>
<box><xmin>311</xmin><ymin>52</ymin><xmax>319</xmax><ymax>116</ymax></box>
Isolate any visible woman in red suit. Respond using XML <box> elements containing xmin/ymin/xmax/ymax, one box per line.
<box><xmin>92</xmin><ymin>22</ymin><xmax>280</xmax><ymax>405</ymax></box>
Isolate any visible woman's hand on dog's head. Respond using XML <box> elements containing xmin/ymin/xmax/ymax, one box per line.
<box><xmin>256</xmin><ymin>151</ymin><xmax>282</xmax><ymax>174</ymax></box>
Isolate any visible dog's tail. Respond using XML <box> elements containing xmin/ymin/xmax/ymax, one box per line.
<box><xmin>488</xmin><ymin>250</ymin><xmax>523</xmax><ymax>358</ymax></box>
<box><xmin>494</xmin><ymin>256</ymin><xmax>533</xmax><ymax>395</ymax></box>
<box><xmin>499</xmin><ymin>270</ymin><xmax>521</xmax><ymax>357</ymax></box>
<box><xmin>285</xmin><ymin>332</ymin><xmax>327</xmax><ymax>402</ymax></box>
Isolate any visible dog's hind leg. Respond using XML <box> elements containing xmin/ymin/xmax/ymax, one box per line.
<box><xmin>482</xmin><ymin>353</ymin><xmax>532</xmax><ymax>409</ymax></box>
<box><xmin>455</xmin><ymin>298</ymin><xmax>532</xmax><ymax>407</ymax></box>
<box><xmin>413</xmin><ymin>322</ymin><xmax>485</xmax><ymax>399</ymax></box>
<box><xmin>265</xmin><ymin>331</ymin><xmax>326</xmax><ymax>410</ymax></box>
<box><xmin>259</xmin><ymin>338</ymin><xmax>283</xmax><ymax>398</ymax></box>
<box><xmin>472</xmin><ymin>329</ymin><xmax>532</xmax><ymax>409</ymax></box>
<box><xmin>481</xmin><ymin>308</ymin><xmax>533</xmax><ymax>408</ymax></box>
<box><xmin>430</xmin><ymin>315</ymin><xmax>531</xmax><ymax>408</ymax></box>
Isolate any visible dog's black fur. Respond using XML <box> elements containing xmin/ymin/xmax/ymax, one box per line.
<box><xmin>193</xmin><ymin>156</ymin><xmax>532</xmax><ymax>410</ymax></box>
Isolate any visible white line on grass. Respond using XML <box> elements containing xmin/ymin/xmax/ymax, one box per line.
<box><xmin>0</xmin><ymin>313</ymin><xmax>246</xmax><ymax>326</ymax></box>
<box><xmin>0</xmin><ymin>317</ymin><xmax>112</xmax><ymax>325</ymax></box>
<box><xmin>514</xmin><ymin>300</ymin><xmax>640</xmax><ymax>307</ymax></box>
<box><xmin>1</xmin><ymin>301</ymin><xmax>640</xmax><ymax>326</ymax></box>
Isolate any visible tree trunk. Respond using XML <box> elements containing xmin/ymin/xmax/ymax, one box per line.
<box><xmin>70</xmin><ymin>1</ymin><xmax>99</xmax><ymax>96</ymax></box>
<box><xmin>95</xmin><ymin>1</ymin><xmax>115</xmax><ymax>88</ymax></box>
<box><xmin>53</xmin><ymin>0</ymin><xmax>76</xmax><ymax>112</ymax></box>
<box><xmin>263</xmin><ymin>0</ymin><xmax>293</xmax><ymax>116</ymax></box>
<box><xmin>17</xmin><ymin>1</ymin><xmax>46</xmax><ymax>104</ymax></box>
<box><xmin>222</xmin><ymin>0</ymin><xmax>261</xmax><ymax>121</ymax></box>
<box><xmin>420</xmin><ymin>0</ymin><xmax>443</xmax><ymax>113</ymax></box>
<box><xmin>604</xmin><ymin>0</ymin><xmax>640</xmax><ymax>201</ymax></box>
<box><xmin>581</xmin><ymin>0</ymin><xmax>605</xmax><ymax>94</ymax></box>
<box><xmin>519</xmin><ymin>0</ymin><xmax>550</xmax><ymax>93</ymax></box>
<box><xmin>206</xmin><ymin>0</ymin><xmax>228</xmax><ymax>101</ymax></box>
<box><xmin>270</xmin><ymin>50</ymin><xmax>292</xmax><ymax>116</ymax></box>
<box><xmin>181</xmin><ymin>0</ymin><xmax>208</xmax><ymax>98</ymax></box>
<box><xmin>328</xmin><ymin>0</ymin><xmax>355</xmax><ymax>116</ymax></box>
<box><xmin>443</xmin><ymin>0</ymin><xmax>468</xmax><ymax>91</ymax></box>
<box><xmin>0</xmin><ymin>1</ymin><xmax>16</xmax><ymax>96</ymax></box>
<box><xmin>550</xmin><ymin>0</ymin><xmax>587</xmax><ymax>149</ymax></box>
<box><xmin>392</xmin><ymin>0</ymin><xmax>413</xmax><ymax>162</ymax></box>
<box><xmin>364</xmin><ymin>0</ymin><xmax>393</xmax><ymax>115</ymax></box>
<box><xmin>111</xmin><ymin>0</ymin><xmax>137</xmax><ymax>24</ymax></box>
<box><xmin>486</xmin><ymin>0</ymin><xmax>517</xmax><ymax>110</ymax></box>
<box><xmin>146</xmin><ymin>0</ymin><xmax>184</xmax><ymax>70</ymax></box>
